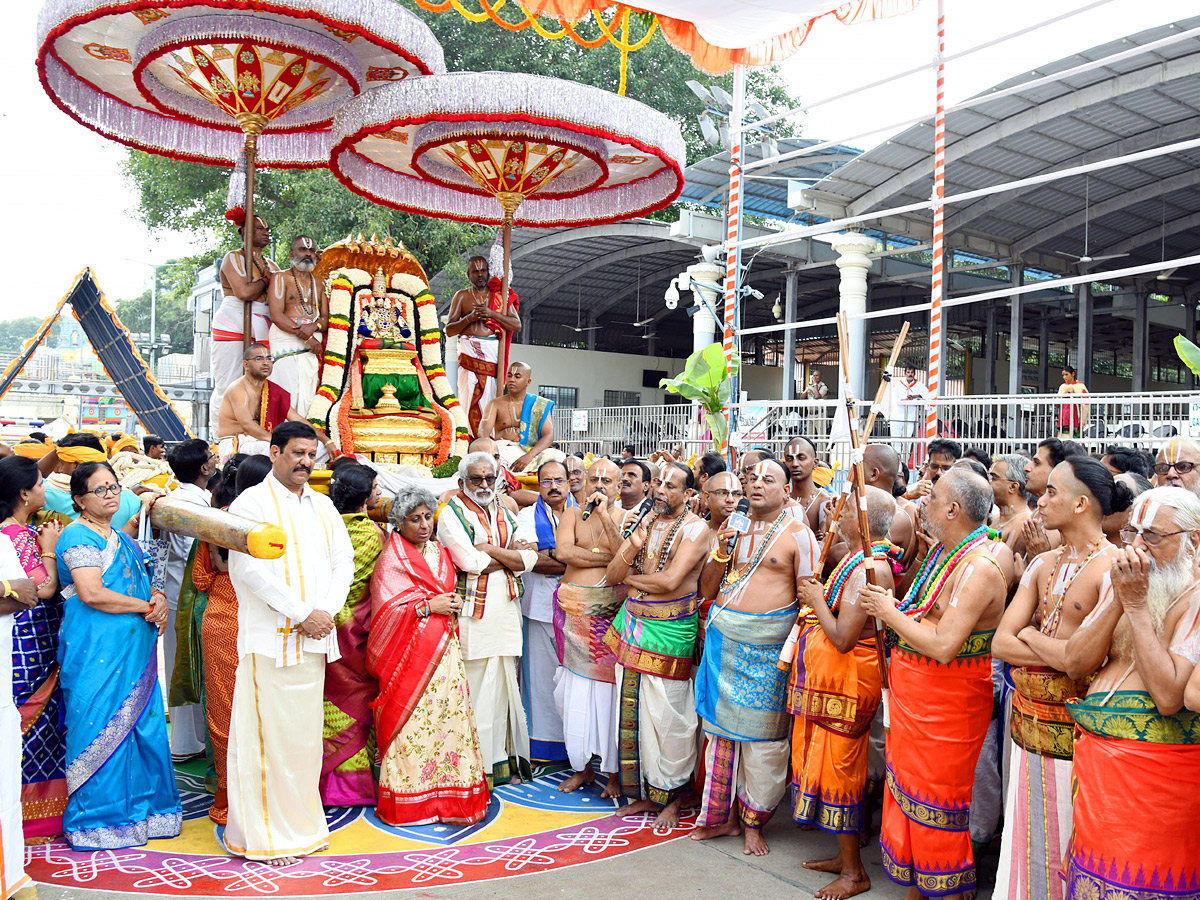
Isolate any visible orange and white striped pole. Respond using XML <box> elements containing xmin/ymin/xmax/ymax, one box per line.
<box><xmin>925</xmin><ymin>0</ymin><xmax>947</xmax><ymax>440</ymax></box>
<box><xmin>723</xmin><ymin>63</ymin><xmax>746</xmax><ymax>461</ymax></box>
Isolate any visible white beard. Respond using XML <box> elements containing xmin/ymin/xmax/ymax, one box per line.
<box><xmin>293</xmin><ymin>258</ymin><xmax>316</xmax><ymax>273</ymax></box>
<box><xmin>1146</xmin><ymin>542</ymin><xmax>1197</xmax><ymax>633</ymax></box>
<box><xmin>468</xmin><ymin>487</ymin><xmax>495</xmax><ymax>507</ymax></box>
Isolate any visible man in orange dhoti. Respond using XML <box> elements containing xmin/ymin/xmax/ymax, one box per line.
<box><xmin>792</xmin><ymin>486</ymin><xmax>895</xmax><ymax>899</ymax></box>
<box><xmin>860</xmin><ymin>469</ymin><xmax>1007</xmax><ymax>899</ymax></box>
<box><xmin>1062</xmin><ymin>486</ymin><xmax>1200</xmax><ymax>900</ymax></box>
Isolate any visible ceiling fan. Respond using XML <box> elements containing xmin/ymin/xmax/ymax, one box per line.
<box><xmin>616</xmin><ymin>259</ymin><xmax>657</xmax><ymax>328</ymax></box>
<box><xmin>1062</xmin><ymin>176</ymin><xmax>1129</xmax><ymax>266</ymax></box>
<box><xmin>561</xmin><ymin>284</ymin><xmax>602</xmax><ymax>333</ymax></box>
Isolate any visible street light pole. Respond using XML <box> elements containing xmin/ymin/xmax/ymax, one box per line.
<box><xmin>149</xmin><ymin>268</ymin><xmax>157</xmax><ymax>378</ymax></box>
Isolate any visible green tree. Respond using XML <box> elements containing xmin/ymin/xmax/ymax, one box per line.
<box><xmin>111</xmin><ymin>258</ymin><xmax>200</xmax><ymax>356</ymax></box>
<box><xmin>0</xmin><ymin>316</ymin><xmax>59</xmax><ymax>355</ymax></box>
<box><xmin>120</xmin><ymin>3</ymin><xmax>800</xmax><ymax>297</ymax></box>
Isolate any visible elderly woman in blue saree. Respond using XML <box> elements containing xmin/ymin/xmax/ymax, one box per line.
<box><xmin>55</xmin><ymin>461</ymin><xmax>181</xmax><ymax>850</ymax></box>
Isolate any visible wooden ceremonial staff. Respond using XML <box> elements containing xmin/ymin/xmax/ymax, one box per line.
<box><xmin>776</xmin><ymin>319</ymin><xmax>909</xmax><ymax>672</ymax></box>
<box><xmin>150</xmin><ymin>496</ymin><xmax>284</xmax><ymax>559</ymax></box>
<box><xmin>836</xmin><ymin>313</ymin><xmax>910</xmax><ymax>691</ymax></box>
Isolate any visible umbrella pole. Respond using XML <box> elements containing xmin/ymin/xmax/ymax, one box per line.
<box><xmin>497</xmin><ymin>192</ymin><xmax>523</xmax><ymax>397</ymax></box>
<box><xmin>237</xmin><ymin>113</ymin><xmax>268</xmax><ymax>351</ymax></box>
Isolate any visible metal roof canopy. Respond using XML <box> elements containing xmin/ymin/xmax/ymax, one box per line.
<box><xmin>429</xmin><ymin>14</ymin><xmax>1200</xmax><ymax>375</ymax></box>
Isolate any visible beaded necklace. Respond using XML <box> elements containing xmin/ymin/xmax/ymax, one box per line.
<box><xmin>1040</xmin><ymin>538</ymin><xmax>1109</xmax><ymax>636</ymax></box>
<box><xmin>634</xmin><ymin>511</ymin><xmax>686</xmax><ymax>575</ymax></box>
<box><xmin>721</xmin><ymin>511</ymin><xmax>789</xmax><ymax>591</ymax></box>
<box><xmin>898</xmin><ymin>525</ymin><xmax>990</xmax><ymax>619</ymax></box>
<box><xmin>825</xmin><ymin>540</ymin><xmax>894</xmax><ymax>612</ymax></box>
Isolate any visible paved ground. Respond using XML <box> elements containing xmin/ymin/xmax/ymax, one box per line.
<box><xmin>19</xmin><ymin>822</ymin><xmax>999</xmax><ymax>900</ymax></box>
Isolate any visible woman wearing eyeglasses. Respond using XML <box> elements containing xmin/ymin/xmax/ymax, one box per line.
<box><xmin>55</xmin><ymin>461</ymin><xmax>181</xmax><ymax>850</ymax></box>
<box><xmin>366</xmin><ymin>485</ymin><xmax>489</xmax><ymax>826</ymax></box>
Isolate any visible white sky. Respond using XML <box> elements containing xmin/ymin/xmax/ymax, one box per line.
<box><xmin>2</xmin><ymin>0</ymin><xmax>1183</xmax><ymax>318</ymax></box>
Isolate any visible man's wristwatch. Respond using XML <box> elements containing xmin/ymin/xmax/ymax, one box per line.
<box><xmin>548</xmin><ymin>549</ymin><xmax>557</xmax><ymax>562</ymax></box>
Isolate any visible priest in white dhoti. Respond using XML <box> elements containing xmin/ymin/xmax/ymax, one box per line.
<box><xmin>209</xmin><ymin>214</ymin><xmax>278</xmax><ymax>436</ymax></box>
<box><xmin>515</xmin><ymin>460</ymin><xmax>574</xmax><ymax>762</ymax></box>
<box><xmin>267</xmin><ymin>236</ymin><xmax>327</xmax><ymax>420</ymax></box>
<box><xmin>892</xmin><ymin>365</ymin><xmax>928</xmax><ymax>460</ymax></box>
<box><xmin>438</xmin><ymin>451</ymin><xmax>537</xmax><ymax>786</ymax></box>
<box><xmin>226</xmin><ymin>422</ymin><xmax>353</xmax><ymax>866</ymax></box>
<box><xmin>0</xmin><ymin>541</ymin><xmax>36</xmax><ymax>898</ymax></box>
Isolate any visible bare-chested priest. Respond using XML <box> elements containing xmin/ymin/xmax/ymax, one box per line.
<box><xmin>209</xmin><ymin>214</ymin><xmax>279</xmax><ymax>435</ymax></box>
<box><xmin>1061</xmin><ymin>485</ymin><xmax>1200</xmax><ymax>900</ymax></box>
<box><xmin>693</xmin><ymin>458</ymin><xmax>818</xmax><ymax>856</ymax></box>
<box><xmin>992</xmin><ymin>456</ymin><xmax>1128</xmax><ymax>900</ymax></box>
<box><xmin>605</xmin><ymin>462</ymin><xmax>711</xmax><ymax>828</ymax></box>
<box><xmin>859</xmin><ymin>468</ymin><xmax>1007</xmax><ymax>900</ymax></box>
<box><xmin>552</xmin><ymin>458</ymin><xmax>624</xmax><ymax>797</ymax></box>
<box><xmin>479</xmin><ymin>362</ymin><xmax>563</xmax><ymax>475</ymax></box>
<box><xmin>267</xmin><ymin>236</ymin><xmax>328</xmax><ymax>419</ymax></box>
<box><xmin>446</xmin><ymin>255</ymin><xmax>521</xmax><ymax>437</ymax></box>
<box><xmin>217</xmin><ymin>343</ymin><xmax>333</xmax><ymax>462</ymax></box>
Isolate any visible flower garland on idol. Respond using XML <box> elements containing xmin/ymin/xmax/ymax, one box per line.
<box><xmin>309</xmin><ymin>266</ymin><xmax>467</xmax><ymax>463</ymax></box>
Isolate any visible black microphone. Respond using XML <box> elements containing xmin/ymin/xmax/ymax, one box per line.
<box><xmin>725</xmin><ymin>498</ymin><xmax>751</xmax><ymax>557</ymax></box>
<box><xmin>581</xmin><ymin>498</ymin><xmax>599</xmax><ymax>520</ymax></box>
<box><xmin>623</xmin><ymin>495</ymin><xmax>656</xmax><ymax>539</ymax></box>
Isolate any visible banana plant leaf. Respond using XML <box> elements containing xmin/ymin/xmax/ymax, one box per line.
<box><xmin>659</xmin><ymin>343</ymin><xmax>740</xmax><ymax>450</ymax></box>
<box><xmin>1175</xmin><ymin>335</ymin><xmax>1200</xmax><ymax>377</ymax></box>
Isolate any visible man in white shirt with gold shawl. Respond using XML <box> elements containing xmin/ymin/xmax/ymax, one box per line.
<box><xmin>438</xmin><ymin>450</ymin><xmax>538</xmax><ymax>786</ymax></box>
<box><xmin>226</xmin><ymin>422</ymin><xmax>353</xmax><ymax>866</ymax></box>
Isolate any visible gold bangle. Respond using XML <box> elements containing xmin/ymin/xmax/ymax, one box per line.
<box><xmin>709</xmin><ymin>550</ymin><xmax>731</xmax><ymax>563</ymax></box>
<box><xmin>1</xmin><ymin>580</ymin><xmax>12</xmax><ymax>598</ymax></box>
<box><xmin>40</xmin><ymin>552</ymin><xmax>56</xmax><ymax>558</ymax></box>
<box><xmin>620</xmin><ymin>548</ymin><xmax>636</xmax><ymax>566</ymax></box>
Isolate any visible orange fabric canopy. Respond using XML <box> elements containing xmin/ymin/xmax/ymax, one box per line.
<box><xmin>521</xmin><ymin>0</ymin><xmax>919</xmax><ymax>74</ymax></box>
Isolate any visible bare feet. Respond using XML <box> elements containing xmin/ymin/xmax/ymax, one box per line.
<box><xmin>652</xmin><ymin>798</ymin><xmax>682</xmax><ymax>830</ymax></box>
<box><xmin>559</xmin><ymin>766</ymin><xmax>595</xmax><ymax>793</ymax></box>
<box><xmin>690</xmin><ymin>820</ymin><xmax>741</xmax><ymax>841</ymax></box>
<box><xmin>509</xmin><ymin>775</ymin><xmax>523</xmax><ymax>786</ymax></box>
<box><xmin>622</xmin><ymin>798</ymin><xmax>663</xmax><ymax>818</ymax></box>
<box><xmin>743</xmin><ymin>827</ymin><xmax>770</xmax><ymax>856</ymax></box>
<box><xmin>815</xmin><ymin>872</ymin><xmax>871</xmax><ymax>899</ymax></box>
<box><xmin>601</xmin><ymin>773</ymin><xmax>621</xmax><ymax>799</ymax></box>
<box><xmin>262</xmin><ymin>856</ymin><xmax>298</xmax><ymax>867</ymax></box>
<box><xmin>803</xmin><ymin>854</ymin><xmax>844</xmax><ymax>874</ymax></box>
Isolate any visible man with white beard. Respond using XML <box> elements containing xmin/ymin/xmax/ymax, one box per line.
<box><xmin>1062</xmin><ymin>486</ymin><xmax>1200</xmax><ymax>900</ymax></box>
<box><xmin>438</xmin><ymin>451</ymin><xmax>538</xmax><ymax>786</ymax></box>
<box><xmin>267</xmin><ymin>236</ymin><xmax>327</xmax><ymax>419</ymax></box>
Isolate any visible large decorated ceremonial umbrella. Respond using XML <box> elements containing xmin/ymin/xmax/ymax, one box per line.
<box><xmin>37</xmin><ymin>0</ymin><xmax>445</xmax><ymax>344</ymax></box>
<box><xmin>330</xmin><ymin>70</ymin><xmax>686</xmax><ymax>379</ymax></box>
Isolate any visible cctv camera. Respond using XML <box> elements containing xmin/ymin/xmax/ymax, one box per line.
<box><xmin>665</xmin><ymin>281</ymin><xmax>681</xmax><ymax>309</ymax></box>
<box><xmin>746</xmin><ymin>286</ymin><xmax>764</xmax><ymax>301</ymax></box>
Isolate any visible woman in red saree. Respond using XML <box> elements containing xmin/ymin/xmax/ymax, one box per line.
<box><xmin>367</xmin><ymin>486</ymin><xmax>489</xmax><ymax>826</ymax></box>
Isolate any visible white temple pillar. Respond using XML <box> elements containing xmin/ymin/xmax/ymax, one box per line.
<box><xmin>832</xmin><ymin>232</ymin><xmax>879</xmax><ymax>406</ymax></box>
<box><xmin>688</xmin><ymin>261</ymin><xmax>723</xmax><ymax>355</ymax></box>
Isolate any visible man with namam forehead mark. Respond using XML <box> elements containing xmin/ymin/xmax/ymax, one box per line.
<box><xmin>992</xmin><ymin>457</ymin><xmax>1128</xmax><ymax>900</ymax></box>
<box><xmin>551</xmin><ymin>459</ymin><xmax>625</xmax><ymax>798</ymax></box>
<box><xmin>860</xmin><ymin>468</ymin><xmax>1007</xmax><ymax>900</ymax></box>
<box><xmin>604</xmin><ymin>463</ymin><xmax>711</xmax><ymax>829</ymax></box>
<box><xmin>1063</xmin><ymin>486</ymin><xmax>1200</xmax><ymax>900</ymax></box>
<box><xmin>693</xmin><ymin>457</ymin><xmax>819</xmax><ymax>857</ymax></box>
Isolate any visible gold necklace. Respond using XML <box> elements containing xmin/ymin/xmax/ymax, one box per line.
<box><xmin>79</xmin><ymin>512</ymin><xmax>111</xmax><ymax>536</ymax></box>
<box><xmin>588</xmin><ymin>514</ymin><xmax>603</xmax><ymax>553</ymax></box>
